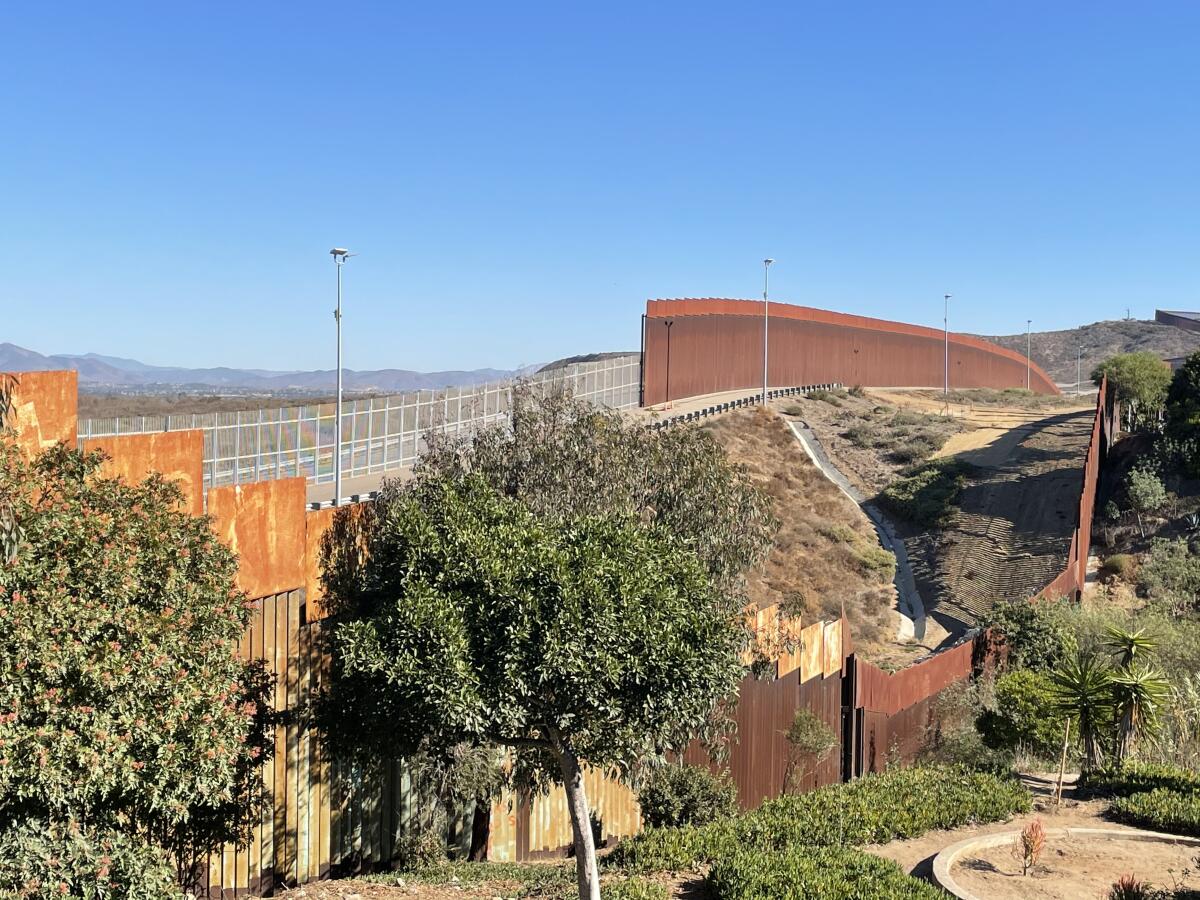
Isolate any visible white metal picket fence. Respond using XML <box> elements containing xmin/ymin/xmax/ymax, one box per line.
<box><xmin>79</xmin><ymin>355</ymin><xmax>641</xmax><ymax>491</ymax></box>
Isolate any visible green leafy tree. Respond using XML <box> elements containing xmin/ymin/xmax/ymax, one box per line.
<box><xmin>1165</xmin><ymin>351</ymin><xmax>1200</xmax><ymax>474</ymax></box>
<box><xmin>0</xmin><ymin>441</ymin><xmax>275</xmax><ymax>898</ymax></box>
<box><xmin>977</xmin><ymin>669</ymin><xmax>1069</xmax><ymax>760</ymax></box>
<box><xmin>319</xmin><ymin>475</ymin><xmax>748</xmax><ymax>900</ymax></box>
<box><xmin>1124</xmin><ymin>468</ymin><xmax>1167</xmax><ymax>538</ymax></box>
<box><xmin>316</xmin><ymin>385</ymin><xmax>777</xmax><ymax>859</ymax></box>
<box><xmin>1092</xmin><ymin>352</ymin><xmax>1171</xmax><ymax>432</ymax></box>
<box><xmin>416</xmin><ymin>385</ymin><xmax>777</xmax><ymax>593</ymax></box>
<box><xmin>979</xmin><ymin>597</ymin><xmax>1077</xmax><ymax>672</ymax></box>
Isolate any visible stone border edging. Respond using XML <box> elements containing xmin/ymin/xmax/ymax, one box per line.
<box><xmin>931</xmin><ymin>827</ymin><xmax>1200</xmax><ymax>899</ymax></box>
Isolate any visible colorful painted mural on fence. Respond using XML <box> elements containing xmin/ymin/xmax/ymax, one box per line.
<box><xmin>1</xmin><ymin>302</ymin><xmax>1110</xmax><ymax>896</ymax></box>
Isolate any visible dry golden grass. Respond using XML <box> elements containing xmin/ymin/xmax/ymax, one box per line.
<box><xmin>702</xmin><ymin>407</ymin><xmax>898</xmax><ymax>649</ymax></box>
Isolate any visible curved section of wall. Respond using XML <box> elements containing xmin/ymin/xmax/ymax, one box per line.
<box><xmin>643</xmin><ymin>298</ymin><xmax>1058</xmax><ymax>405</ymax></box>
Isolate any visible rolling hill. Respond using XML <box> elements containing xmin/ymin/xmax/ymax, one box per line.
<box><xmin>979</xmin><ymin>319</ymin><xmax>1200</xmax><ymax>385</ymax></box>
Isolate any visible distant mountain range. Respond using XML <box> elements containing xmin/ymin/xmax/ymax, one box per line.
<box><xmin>0</xmin><ymin>343</ymin><xmax>534</xmax><ymax>393</ymax></box>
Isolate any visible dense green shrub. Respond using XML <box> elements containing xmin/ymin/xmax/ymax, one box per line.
<box><xmin>888</xmin><ymin>436</ymin><xmax>939</xmax><ymax>465</ymax></box>
<box><xmin>1081</xmin><ymin>762</ymin><xmax>1200</xmax><ymax>798</ymax></box>
<box><xmin>878</xmin><ymin>459</ymin><xmax>975</xmax><ymax>527</ymax></box>
<box><xmin>708</xmin><ymin>845</ymin><xmax>942</xmax><ymax>899</ymax></box>
<box><xmin>978</xmin><ymin>669</ymin><xmax>1070</xmax><ymax>759</ymax></box>
<box><xmin>636</xmin><ymin>764</ymin><xmax>738</xmax><ymax>829</ymax></box>
<box><xmin>0</xmin><ymin>441</ymin><xmax>275</xmax><ymax>894</ymax></box>
<box><xmin>1102</xmin><ymin>554</ymin><xmax>1138</xmax><ymax>582</ymax></box>
<box><xmin>0</xmin><ymin>819</ymin><xmax>178</xmax><ymax>900</ymax></box>
<box><xmin>1140</xmin><ymin>538</ymin><xmax>1200</xmax><ymax>614</ymax></box>
<box><xmin>784</xmin><ymin>710</ymin><xmax>838</xmax><ymax>793</ymax></box>
<box><xmin>806</xmin><ymin>389</ymin><xmax>841</xmax><ymax>406</ymax></box>
<box><xmin>851</xmin><ymin>544</ymin><xmax>897</xmax><ymax>582</ymax></box>
<box><xmin>392</xmin><ymin>805</ymin><xmax>451</xmax><ymax>872</ymax></box>
<box><xmin>1110</xmin><ymin>788</ymin><xmax>1200</xmax><ymax>836</ymax></box>
<box><xmin>611</xmin><ymin>765</ymin><xmax>1030</xmax><ymax>872</ymax></box>
<box><xmin>979</xmin><ymin>597</ymin><xmax>1077</xmax><ymax>672</ymax></box>
<box><xmin>604</xmin><ymin>877</ymin><xmax>669</xmax><ymax>900</ymax></box>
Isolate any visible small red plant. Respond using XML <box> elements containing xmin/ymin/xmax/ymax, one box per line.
<box><xmin>1108</xmin><ymin>874</ymin><xmax>1157</xmax><ymax>900</ymax></box>
<box><xmin>1012</xmin><ymin>817</ymin><xmax>1046</xmax><ymax>876</ymax></box>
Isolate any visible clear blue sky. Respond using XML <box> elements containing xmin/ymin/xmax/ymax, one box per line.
<box><xmin>3</xmin><ymin>2</ymin><xmax>1198</xmax><ymax>372</ymax></box>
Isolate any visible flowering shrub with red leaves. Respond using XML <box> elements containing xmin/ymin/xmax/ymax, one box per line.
<box><xmin>0</xmin><ymin>441</ymin><xmax>275</xmax><ymax>898</ymax></box>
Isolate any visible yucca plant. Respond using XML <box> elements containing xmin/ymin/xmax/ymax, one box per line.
<box><xmin>1111</xmin><ymin>664</ymin><xmax>1171</xmax><ymax>764</ymax></box>
<box><xmin>1051</xmin><ymin>653</ymin><xmax>1113</xmax><ymax>772</ymax></box>
<box><xmin>1104</xmin><ymin>624</ymin><xmax>1158</xmax><ymax>668</ymax></box>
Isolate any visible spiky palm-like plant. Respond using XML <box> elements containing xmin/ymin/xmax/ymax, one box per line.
<box><xmin>1110</xmin><ymin>663</ymin><xmax>1171</xmax><ymax>764</ymax></box>
<box><xmin>1104</xmin><ymin>624</ymin><xmax>1157</xmax><ymax>668</ymax></box>
<box><xmin>1051</xmin><ymin>653</ymin><xmax>1113</xmax><ymax>772</ymax></box>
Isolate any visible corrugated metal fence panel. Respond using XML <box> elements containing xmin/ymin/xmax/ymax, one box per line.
<box><xmin>198</xmin><ymin>591</ymin><xmax>461</xmax><ymax>897</ymax></box>
<box><xmin>642</xmin><ymin>300</ymin><xmax>1059</xmax><ymax>406</ymax></box>
<box><xmin>854</xmin><ymin>639</ymin><xmax>975</xmax><ymax>718</ymax></box>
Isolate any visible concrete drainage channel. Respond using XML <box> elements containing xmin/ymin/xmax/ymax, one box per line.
<box><xmin>785</xmin><ymin>419</ymin><xmax>927</xmax><ymax>642</ymax></box>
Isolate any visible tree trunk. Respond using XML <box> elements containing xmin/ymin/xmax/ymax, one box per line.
<box><xmin>556</xmin><ymin>743</ymin><xmax>600</xmax><ymax>900</ymax></box>
<box><xmin>469</xmin><ymin>797</ymin><xmax>491</xmax><ymax>862</ymax></box>
<box><xmin>1116</xmin><ymin>707</ymin><xmax>1136</xmax><ymax>764</ymax></box>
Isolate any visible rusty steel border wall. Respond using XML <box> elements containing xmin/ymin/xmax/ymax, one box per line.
<box><xmin>3</xmin><ymin>360</ymin><xmax>1112</xmax><ymax>889</ymax></box>
<box><xmin>1156</xmin><ymin>310</ymin><xmax>1200</xmax><ymax>334</ymax></box>
<box><xmin>641</xmin><ymin>299</ymin><xmax>1059</xmax><ymax>406</ymax></box>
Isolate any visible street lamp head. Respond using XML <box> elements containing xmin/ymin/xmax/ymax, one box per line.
<box><xmin>764</xmin><ymin>258</ymin><xmax>774</xmax><ymax>267</ymax></box>
<box><xmin>945</xmin><ymin>293</ymin><xmax>952</xmax><ymax>300</ymax></box>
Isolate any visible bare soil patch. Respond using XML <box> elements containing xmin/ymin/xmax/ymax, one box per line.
<box><xmin>952</xmin><ymin>831</ymin><xmax>1200</xmax><ymax>899</ymax></box>
<box><xmin>859</xmin><ymin>392</ymin><xmax>1096</xmax><ymax>637</ymax></box>
<box><xmin>260</xmin><ymin>869</ymin><xmax>703</xmax><ymax>900</ymax></box>
<box><xmin>869</xmin><ymin>776</ymin><xmax>1120</xmax><ymax>879</ymax></box>
<box><xmin>701</xmin><ymin>408</ymin><xmax>906</xmax><ymax>658</ymax></box>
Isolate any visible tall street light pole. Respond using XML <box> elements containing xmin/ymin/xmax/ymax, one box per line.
<box><xmin>330</xmin><ymin>248</ymin><xmax>353</xmax><ymax>506</ymax></box>
<box><xmin>944</xmin><ymin>294</ymin><xmax>952</xmax><ymax>395</ymax></box>
<box><xmin>1025</xmin><ymin>319</ymin><xmax>1032</xmax><ymax>391</ymax></box>
<box><xmin>763</xmin><ymin>258</ymin><xmax>774</xmax><ymax>405</ymax></box>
